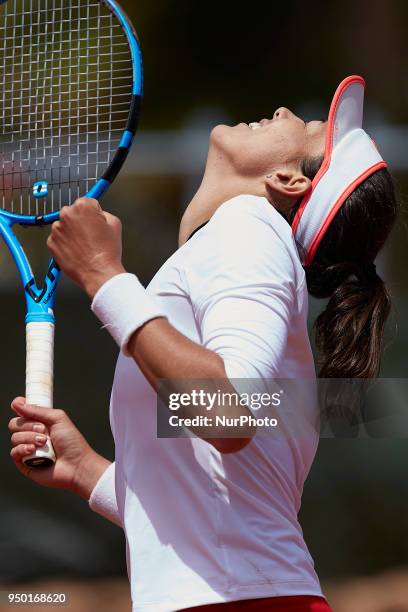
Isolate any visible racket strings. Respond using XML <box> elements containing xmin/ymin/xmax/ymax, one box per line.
<box><xmin>0</xmin><ymin>0</ymin><xmax>134</xmax><ymax>217</ymax></box>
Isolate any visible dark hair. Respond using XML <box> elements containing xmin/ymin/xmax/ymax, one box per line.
<box><xmin>290</xmin><ymin>159</ymin><xmax>398</xmax><ymax>379</ymax></box>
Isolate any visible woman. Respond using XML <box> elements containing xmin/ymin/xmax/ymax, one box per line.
<box><xmin>8</xmin><ymin>76</ymin><xmax>397</xmax><ymax>611</ymax></box>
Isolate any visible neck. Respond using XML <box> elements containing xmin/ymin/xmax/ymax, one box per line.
<box><xmin>178</xmin><ymin>152</ymin><xmax>262</xmax><ymax>246</ymax></box>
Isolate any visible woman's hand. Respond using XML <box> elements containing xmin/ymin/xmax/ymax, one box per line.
<box><xmin>47</xmin><ymin>198</ymin><xmax>126</xmax><ymax>299</ymax></box>
<box><xmin>8</xmin><ymin>397</ymin><xmax>110</xmax><ymax>500</ymax></box>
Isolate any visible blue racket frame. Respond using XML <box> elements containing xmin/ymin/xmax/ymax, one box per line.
<box><xmin>0</xmin><ymin>0</ymin><xmax>143</xmax><ymax>325</ymax></box>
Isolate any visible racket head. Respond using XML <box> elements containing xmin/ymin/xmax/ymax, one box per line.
<box><xmin>0</xmin><ymin>0</ymin><xmax>142</xmax><ymax>226</ymax></box>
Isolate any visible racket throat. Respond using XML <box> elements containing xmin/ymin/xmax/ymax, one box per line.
<box><xmin>24</xmin><ymin>260</ymin><xmax>60</xmax><ymax>321</ymax></box>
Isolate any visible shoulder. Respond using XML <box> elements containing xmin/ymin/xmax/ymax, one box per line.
<box><xmin>198</xmin><ymin>195</ymin><xmax>304</xmax><ymax>284</ymax></box>
<box><xmin>214</xmin><ymin>193</ymin><xmax>290</xmax><ymax>226</ymax></box>
<box><xmin>210</xmin><ymin>196</ymin><xmax>297</xmax><ymax>252</ymax></box>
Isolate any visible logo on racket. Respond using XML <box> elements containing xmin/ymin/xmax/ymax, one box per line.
<box><xmin>33</xmin><ymin>181</ymin><xmax>49</xmax><ymax>198</ymax></box>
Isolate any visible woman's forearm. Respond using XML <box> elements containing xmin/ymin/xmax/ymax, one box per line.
<box><xmin>127</xmin><ymin>318</ymin><xmax>256</xmax><ymax>451</ymax></box>
<box><xmin>127</xmin><ymin>317</ymin><xmax>225</xmax><ymax>389</ymax></box>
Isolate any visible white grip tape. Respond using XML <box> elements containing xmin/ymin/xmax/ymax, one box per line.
<box><xmin>24</xmin><ymin>322</ymin><xmax>56</xmax><ymax>465</ymax></box>
<box><xmin>26</xmin><ymin>322</ymin><xmax>54</xmax><ymax>407</ymax></box>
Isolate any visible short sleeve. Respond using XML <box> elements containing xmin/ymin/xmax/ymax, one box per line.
<box><xmin>186</xmin><ymin>196</ymin><xmax>299</xmax><ymax>380</ymax></box>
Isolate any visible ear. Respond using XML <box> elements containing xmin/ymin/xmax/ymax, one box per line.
<box><xmin>265</xmin><ymin>168</ymin><xmax>312</xmax><ymax>202</ymax></box>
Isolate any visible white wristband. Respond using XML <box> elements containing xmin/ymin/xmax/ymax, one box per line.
<box><xmin>89</xmin><ymin>463</ymin><xmax>122</xmax><ymax>527</ymax></box>
<box><xmin>91</xmin><ymin>273</ymin><xmax>166</xmax><ymax>354</ymax></box>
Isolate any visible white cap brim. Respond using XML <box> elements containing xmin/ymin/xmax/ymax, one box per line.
<box><xmin>292</xmin><ymin>75</ymin><xmax>387</xmax><ymax>265</ymax></box>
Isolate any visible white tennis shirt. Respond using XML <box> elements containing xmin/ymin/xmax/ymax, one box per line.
<box><xmin>89</xmin><ymin>195</ymin><xmax>324</xmax><ymax>611</ymax></box>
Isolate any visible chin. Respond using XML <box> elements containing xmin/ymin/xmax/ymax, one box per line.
<box><xmin>210</xmin><ymin>123</ymin><xmax>230</xmax><ymax>142</ymax></box>
<box><xmin>209</xmin><ymin>124</ymin><xmax>242</xmax><ymax>158</ymax></box>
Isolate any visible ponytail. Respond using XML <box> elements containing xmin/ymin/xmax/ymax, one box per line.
<box><xmin>307</xmin><ymin>264</ymin><xmax>391</xmax><ymax>378</ymax></box>
<box><xmin>293</xmin><ymin>167</ymin><xmax>398</xmax><ymax>380</ymax></box>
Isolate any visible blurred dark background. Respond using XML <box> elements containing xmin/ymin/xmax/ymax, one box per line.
<box><xmin>1</xmin><ymin>0</ymin><xmax>408</xmax><ymax>608</ymax></box>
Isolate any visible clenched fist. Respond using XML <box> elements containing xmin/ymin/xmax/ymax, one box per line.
<box><xmin>47</xmin><ymin>198</ymin><xmax>125</xmax><ymax>298</ymax></box>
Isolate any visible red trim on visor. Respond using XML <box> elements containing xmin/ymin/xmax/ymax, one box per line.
<box><xmin>304</xmin><ymin>160</ymin><xmax>387</xmax><ymax>266</ymax></box>
<box><xmin>292</xmin><ymin>75</ymin><xmax>366</xmax><ymax>237</ymax></box>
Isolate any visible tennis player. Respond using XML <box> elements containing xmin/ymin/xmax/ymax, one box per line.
<box><xmin>9</xmin><ymin>76</ymin><xmax>397</xmax><ymax>611</ymax></box>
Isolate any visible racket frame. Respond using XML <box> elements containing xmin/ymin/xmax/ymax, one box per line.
<box><xmin>0</xmin><ymin>0</ymin><xmax>143</xmax><ymax>466</ymax></box>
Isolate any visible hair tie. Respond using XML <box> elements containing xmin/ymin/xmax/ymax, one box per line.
<box><xmin>356</xmin><ymin>262</ymin><xmax>378</xmax><ymax>285</ymax></box>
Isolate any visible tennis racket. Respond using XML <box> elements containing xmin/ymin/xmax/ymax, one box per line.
<box><xmin>0</xmin><ymin>0</ymin><xmax>142</xmax><ymax>467</ymax></box>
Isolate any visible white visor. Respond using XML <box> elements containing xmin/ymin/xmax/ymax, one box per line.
<box><xmin>292</xmin><ymin>75</ymin><xmax>387</xmax><ymax>265</ymax></box>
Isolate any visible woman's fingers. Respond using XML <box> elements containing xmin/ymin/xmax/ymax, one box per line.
<box><xmin>10</xmin><ymin>397</ymin><xmax>66</xmax><ymax>426</ymax></box>
<box><xmin>11</xmin><ymin>431</ymin><xmax>48</xmax><ymax>447</ymax></box>
<box><xmin>10</xmin><ymin>444</ymin><xmax>36</xmax><ymax>464</ymax></box>
<box><xmin>8</xmin><ymin>417</ymin><xmax>48</xmax><ymax>434</ymax></box>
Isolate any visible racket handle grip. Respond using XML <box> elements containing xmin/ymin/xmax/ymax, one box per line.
<box><xmin>23</xmin><ymin>322</ymin><xmax>56</xmax><ymax>468</ymax></box>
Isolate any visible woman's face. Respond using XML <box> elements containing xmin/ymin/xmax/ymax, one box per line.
<box><xmin>210</xmin><ymin>107</ymin><xmax>327</xmax><ymax>176</ymax></box>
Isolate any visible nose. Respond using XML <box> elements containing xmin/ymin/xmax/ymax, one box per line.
<box><xmin>273</xmin><ymin>107</ymin><xmax>297</xmax><ymax>120</ymax></box>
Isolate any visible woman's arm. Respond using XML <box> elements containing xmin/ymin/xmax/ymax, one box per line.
<box><xmin>125</xmin><ymin>317</ymin><xmax>255</xmax><ymax>453</ymax></box>
<box><xmin>127</xmin><ymin>317</ymin><xmax>224</xmax><ymax>388</ymax></box>
<box><xmin>46</xmin><ymin>200</ymin><xmax>255</xmax><ymax>452</ymax></box>
<box><xmin>47</xmin><ymin>198</ymin><xmax>296</xmax><ymax>453</ymax></box>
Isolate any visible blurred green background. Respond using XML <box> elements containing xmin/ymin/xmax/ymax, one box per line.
<box><xmin>0</xmin><ymin>0</ymin><xmax>407</xmax><ymax>595</ymax></box>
